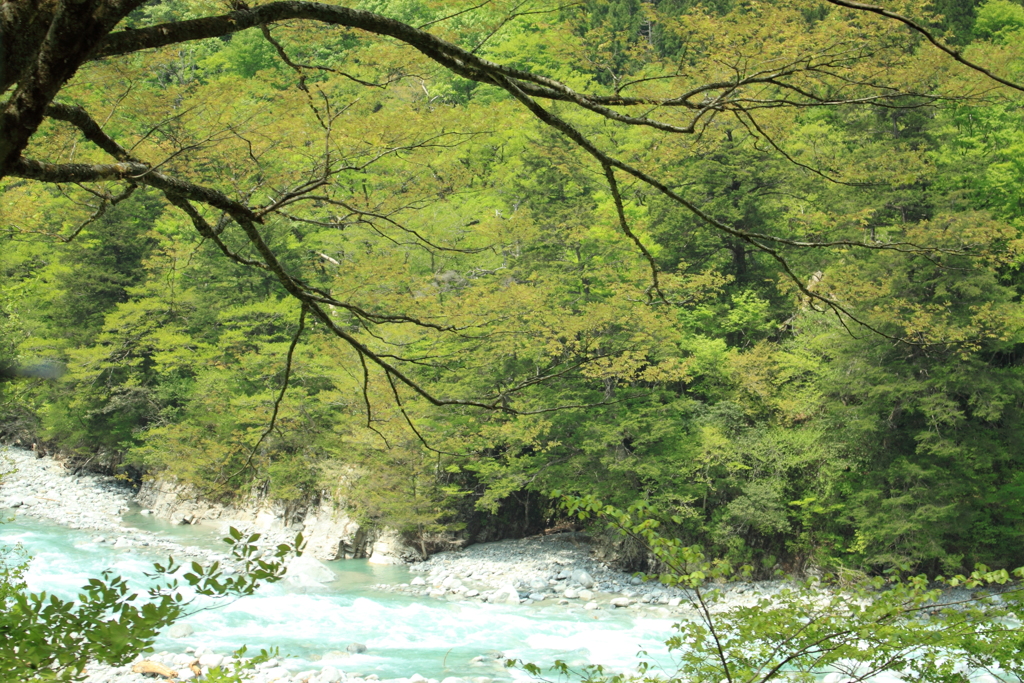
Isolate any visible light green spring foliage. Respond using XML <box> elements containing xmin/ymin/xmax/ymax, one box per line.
<box><xmin>975</xmin><ymin>0</ymin><xmax>1024</xmax><ymax>42</ymax></box>
<box><xmin>0</xmin><ymin>527</ymin><xmax>300</xmax><ymax>682</ymax></box>
<box><xmin>1</xmin><ymin>0</ymin><xmax>1024</xmax><ymax>574</ymax></box>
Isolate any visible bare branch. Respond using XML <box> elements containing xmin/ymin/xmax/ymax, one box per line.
<box><xmin>60</xmin><ymin>184</ymin><xmax>138</xmax><ymax>243</ymax></box>
<box><xmin>825</xmin><ymin>0</ymin><xmax>1024</xmax><ymax>95</ymax></box>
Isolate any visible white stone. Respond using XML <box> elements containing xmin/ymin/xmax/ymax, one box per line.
<box><xmin>571</xmin><ymin>569</ymin><xmax>595</xmax><ymax>588</ymax></box>
<box><xmin>494</xmin><ymin>584</ymin><xmax>520</xmax><ymax>605</ymax></box>
<box><xmin>410</xmin><ymin>576</ymin><xmax>426</xmax><ymax>586</ymax></box>
<box><xmin>178</xmin><ymin>669</ymin><xmax>197</xmax><ymax>681</ymax></box>
<box><xmin>611</xmin><ymin>597</ymin><xmax>632</xmax><ymax>608</ymax></box>
<box><xmin>285</xmin><ymin>553</ymin><xmax>336</xmax><ymax>588</ymax></box>
<box><xmin>578</xmin><ymin>590</ymin><xmax>594</xmax><ymax>601</ymax></box>
<box><xmin>563</xmin><ymin>588</ymin><xmax>579</xmax><ymax>599</ymax></box>
<box><xmin>668</xmin><ymin>597</ymin><xmax>682</xmax><ymax>607</ymax></box>
<box><xmin>321</xmin><ymin>665</ymin><xmax>342</xmax><ymax>683</ymax></box>
<box><xmin>583</xmin><ymin>601</ymin><xmax>599</xmax><ymax>610</ymax></box>
<box><xmin>199</xmin><ymin>653</ymin><xmax>224</xmax><ymax>668</ymax></box>
<box><xmin>265</xmin><ymin>666</ymin><xmax>292</xmax><ymax>680</ymax></box>
<box><xmin>167</xmin><ymin>622</ymin><xmax>194</xmax><ymax>638</ymax></box>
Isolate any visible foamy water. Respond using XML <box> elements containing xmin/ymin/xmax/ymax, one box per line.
<box><xmin>5</xmin><ymin>515</ymin><xmax>677</xmax><ymax>679</ymax></box>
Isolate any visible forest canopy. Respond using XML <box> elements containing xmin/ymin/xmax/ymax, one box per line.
<box><xmin>2</xmin><ymin>0</ymin><xmax>1024</xmax><ymax>575</ymax></box>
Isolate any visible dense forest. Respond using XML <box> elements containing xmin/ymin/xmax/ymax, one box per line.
<box><xmin>2</xmin><ymin>0</ymin><xmax>1024</xmax><ymax>577</ymax></box>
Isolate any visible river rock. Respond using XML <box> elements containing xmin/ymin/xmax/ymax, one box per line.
<box><xmin>584</xmin><ymin>601</ymin><xmax>599</xmax><ymax>610</ymax></box>
<box><xmin>347</xmin><ymin>642</ymin><xmax>368</xmax><ymax>654</ymax></box>
<box><xmin>489</xmin><ymin>584</ymin><xmax>520</xmax><ymax>605</ymax></box>
<box><xmin>563</xmin><ymin>588</ymin><xmax>579</xmax><ymax>599</ymax></box>
<box><xmin>611</xmin><ymin>597</ymin><xmax>632</xmax><ymax>608</ymax></box>
<box><xmin>321</xmin><ymin>665</ymin><xmax>342</xmax><ymax>683</ymax></box>
<box><xmin>178</xmin><ymin>668</ymin><xmax>197</xmax><ymax>681</ymax></box>
<box><xmin>167</xmin><ymin>623</ymin><xmax>195</xmax><ymax>638</ymax></box>
<box><xmin>285</xmin><ymin>553</ymin><xmax>336</xmax><ymax>587</ymax></box>
<box><xmin>571</xmin><ymin>569</ymin><xmax>595</xmax><ymax>588</ymax></box>
<box><xmin>578</xmin><ymin>589</ymin><xmax>594</xmax><ymax>601</ymax></box>
<box><xmin>198</xmin><ymin>653</ymin><xmax>224</xmax><ymax>668</ymax></box>
<box><xmin>411</xmin><ymin>576</ymin><xmax>426</xmax><ymax>585</ymax></box>
<box><xmin>264</xmin><ymin>666</ymin><xmax>292</xmax><ymax>680</ymax></box>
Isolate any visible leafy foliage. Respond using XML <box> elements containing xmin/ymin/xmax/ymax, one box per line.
<box><xmin>1</xmin><ymin>0</ymin><xmax>1024</xmax><ymax>576</ymax></box>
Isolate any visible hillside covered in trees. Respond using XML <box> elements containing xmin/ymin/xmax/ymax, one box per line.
<box><xmin>2</xmin><ymin>0</ymin><xmax>1024</xmax><ymax>577</ymax></box>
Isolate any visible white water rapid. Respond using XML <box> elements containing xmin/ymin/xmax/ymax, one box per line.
<box><xmin>5</xmin><ymin>513</ymin><xmax>679</xmax><ymax>682</ymax></box>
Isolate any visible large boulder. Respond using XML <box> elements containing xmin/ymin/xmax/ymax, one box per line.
<box><xmin>167</xmin><ymin>623</ymin><xmax>194</xmax><ymax>639</ymax></box>
<box><xmin>284</xmin><ymin>553</ymin><xmax>336</xmax><ymax>588</ymax></box>
<box><xmin>488</xmin><ymin>585</ymin><xmax>521</xmax><ymax>605</ymax></box>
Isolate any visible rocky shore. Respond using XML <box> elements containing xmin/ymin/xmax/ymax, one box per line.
<box><xmin>0</xmin><ymin>446</ymin><xmax>243</xmax><ymax>566</ymax></box>
<box><xmin>375</xmin><ymin>535</ymin><xmax>686</xmax><ymax>614</ymax></box>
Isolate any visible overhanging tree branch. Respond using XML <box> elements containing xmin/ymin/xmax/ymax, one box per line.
<box><xmin>824</xmin><ymin>0</ymin><xmax>1024</xmax><ymax>96</ymax></box>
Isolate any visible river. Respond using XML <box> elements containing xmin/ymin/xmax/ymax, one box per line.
<box><xmin>5</xmin><ymin>512</ymin><xmax>680</xmax><ymax>681</ymax></box>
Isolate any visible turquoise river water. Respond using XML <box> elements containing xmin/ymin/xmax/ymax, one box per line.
<box><xmin>4</xmin><ymin>513</ymin><xmax>680</xmax><ymax>680</ymax></box>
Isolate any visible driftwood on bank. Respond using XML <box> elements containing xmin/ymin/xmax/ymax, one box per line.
<box><xmin>131</xmin><ymin>658</ymin><xmax>200</xmax><ymax>679</ymax></box>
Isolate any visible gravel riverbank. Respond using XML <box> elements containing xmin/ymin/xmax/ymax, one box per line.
<box><xmin>0</xmin><ymin>446</ymin><xmax>238</xmax><ymax>564</ymax></box>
